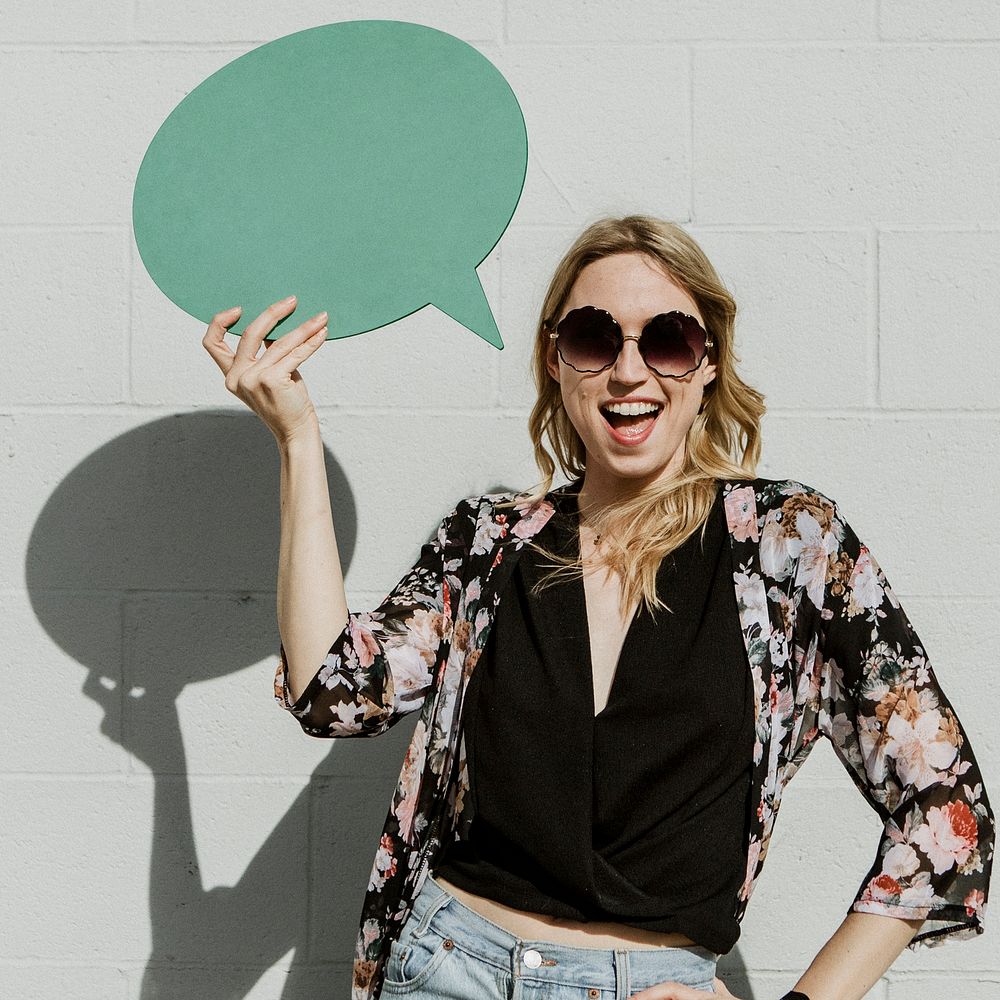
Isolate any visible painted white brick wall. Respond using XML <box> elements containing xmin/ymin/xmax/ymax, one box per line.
<box><xmin>1</xmin><ymin>2</ymin><xmax>997</xmax><ymax>998</ymax></box>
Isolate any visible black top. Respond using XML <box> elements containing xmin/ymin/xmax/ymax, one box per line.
<box><xmin>433</xmin><ymin>480</ymin><xmax>756</xmax><ymax>955</ymax></box>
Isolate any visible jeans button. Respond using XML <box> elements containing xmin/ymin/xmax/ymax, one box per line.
<box><xmin>523</xmin><ymin>949</ymin><xmax>542</xmax><ymax>968</ymax></box>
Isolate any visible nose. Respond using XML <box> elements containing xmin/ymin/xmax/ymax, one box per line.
<box><xmin>609</xmin><ymin>335</ymin><xmax>649</xmax><ymax>383</ymax></box>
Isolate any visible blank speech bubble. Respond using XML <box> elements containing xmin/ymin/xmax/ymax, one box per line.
<box><xmin>132</xmin><ymin>20</ymin><xmax>527</xmax><ymax>349</ymax></box>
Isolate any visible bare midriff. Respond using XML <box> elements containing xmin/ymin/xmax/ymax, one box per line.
<box><xmin>432</xmin><ymin>875</ymin><xmax>699</xmax><ymax>950</ymax></box>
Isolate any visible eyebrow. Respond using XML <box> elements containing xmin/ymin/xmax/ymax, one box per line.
<box><xmin>562</xmin><ymin>306</ymin><xmax>701</xmax><ymax>324</ymax></box>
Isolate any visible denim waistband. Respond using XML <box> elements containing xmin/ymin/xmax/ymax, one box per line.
<box><xmin>409</xmin><ymin>874</ymin><xmax>720</xmax><ymax>992</ymax></box>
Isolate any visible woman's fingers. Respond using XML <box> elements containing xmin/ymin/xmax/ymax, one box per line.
<box><xmin>266</xmin><ymin>323</ymin><xmax>329</xmax><ymax>373</ymax></box>
<box><xmin>255</xmin><ymin>309</ymin><xmax>329</xmax><ymax>371</ymax></box>
<box><xmin>201</xmin><ymin>304</ymin><xmax>243</xmax><ymax>374</ymax></box>
<box><xmin>232</xmin><ymin>293</ymin><xmax>298</xmax><ymax>368</ymax></box>
<box><xmin>202</xmin><ymin>297</ymin><xmax>328</xmax><ymax>379</ymax></box>
<box><xmin>201</xmin><ymin>295</ymin><xmax>329</xmax><ymax>443</ymax></box>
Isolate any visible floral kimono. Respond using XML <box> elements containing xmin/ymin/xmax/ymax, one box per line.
<box><xmin>273</xmin><ymin>476</ymin><xmax>994</xmax><ymax>1000</ymax></box>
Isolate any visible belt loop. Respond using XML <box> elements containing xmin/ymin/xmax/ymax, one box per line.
<box><xmin>413</xmin><ymin>879</ymin><xmax>453</xmax><ymax>937</ymax></box>
<box><xmin>615</xmin><ymin>949</ymin><xmax>629</xmax><ymax>1000</ymax></box>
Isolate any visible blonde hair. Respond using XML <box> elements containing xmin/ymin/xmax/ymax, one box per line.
<box><xmin>496</xmin><ymin>214</ymin><xmax>766</xmax><ymax>622</ymax></box>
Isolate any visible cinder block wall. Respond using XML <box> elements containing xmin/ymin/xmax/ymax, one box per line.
<box><xmin>2</xmin><ymin>3</ymin><xmax>998</xmax><ymax>998</ymax></box>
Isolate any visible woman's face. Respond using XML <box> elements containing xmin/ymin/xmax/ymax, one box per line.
<box><xmin>545</xmin><ymin>252</ymin><xmax>717</xmax><ymax>490</ymax></box>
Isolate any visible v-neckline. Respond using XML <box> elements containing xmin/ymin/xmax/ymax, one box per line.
<box><xmin>584</xmin><ymin>580</ymin><xmax>643</xmax><ymax>720</ymax></box>
<box><xmin>549</xmin><ymin>479</ymin><xmax>725</xmax><ymax>720</ymax></box>
<box><xmin>555</xmin><ymin>483</ymin><xmax>644</xmax><ymax>720</ymax></box>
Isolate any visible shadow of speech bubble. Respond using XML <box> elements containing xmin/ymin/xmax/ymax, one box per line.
<box><xmin>132</xmin><ymin>20</ymin><xmax>527</xmax><ymax>349</ymax></box>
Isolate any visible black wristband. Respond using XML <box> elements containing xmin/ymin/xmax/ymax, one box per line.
<box><xmin>778</xmin><ymin>992</ymin><xmax>811</xmax><ymax>1000</ymax></box>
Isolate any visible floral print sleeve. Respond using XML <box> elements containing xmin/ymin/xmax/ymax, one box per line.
<box><xmin>817</xmin><ymin>502</ymin><xmax>994</xmax><ymax>947</ymax></box>
<box><xmin>272</xmin><ymin>499</ymin><xmax>469</xmax><ymax>738</ymax></box>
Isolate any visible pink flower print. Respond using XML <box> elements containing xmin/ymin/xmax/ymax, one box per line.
<box><xmin>725</xmin><ymin>486</ymin><xmax>759</xmax><ymax>542</ymax></box>
<box><xmin>368</xmin><ymin>834</ymin><xmax>398</xmax><ymax>892</ymax></box>
<box><xmin>965</xmin><ymin>888</ymin><xmax>986</xmax><ymax>919</ymax></box>
<box><xmin>861</xmin><ymin>872</ymin><xmax>903</xmax><ymax>904</ymax></box>
<box><xmin>394</xmin><ymin>721</ymin><xmax>427</xmax><ymax>843</ymax></box>
<box><xmin>913</xmin><ymin>800</ymin><xmax>979</xmax><ymax>875</ymax></box>
<box><xmin>512</xmin><ymin>500</ymin><xmax>554</xmax><ymax>538</ymax></box>
<box><xmin>769</xmin><ymin>670</ymin><xmax>794</xmax><ymax>726</ymax></box>
<box><xmin>739</xmin><ymin>838</ymin><xmax>762</xmax><ymax>901</ymax></box>
<box><xmin>349</xmin><ymin>614</ymin><xmax>382</xmax><ymax>670</ymax></box>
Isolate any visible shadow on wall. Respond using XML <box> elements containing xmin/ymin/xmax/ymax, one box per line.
<box><xmin>24</xmin><ymin>409</ymin><xmax>753</xmax><ymax>998</ymax></box>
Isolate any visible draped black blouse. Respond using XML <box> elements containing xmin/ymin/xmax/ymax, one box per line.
<box><xmin>433</xmin><ymin>480</ymin><xmax>756</xmax><ymax>955</ymax></box>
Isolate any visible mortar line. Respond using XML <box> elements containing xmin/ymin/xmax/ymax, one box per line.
<box><xmin>689</xmin><ymin>42</ymin><xmax>695</xmax><ymax>222</ymax></box>
<box><xmin>872</xmin><ymin>226</ymin><xmax>881</xmax><ymax>408</ymax></box>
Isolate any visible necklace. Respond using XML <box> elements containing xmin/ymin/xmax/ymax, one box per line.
<box><xmin>573</xmin><ymin>491</ymin><xmax>603</xmax><ymax>546</ymax></box>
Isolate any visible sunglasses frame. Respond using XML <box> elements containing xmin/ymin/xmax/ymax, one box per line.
<box><xmin>545</xmin><ymin>305</ymin><xmax>714</xmax><ymax>379</ymax></box>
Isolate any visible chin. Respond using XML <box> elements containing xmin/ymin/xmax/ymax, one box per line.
<box><xmin>589</xmin><ymin>450</ymin><xmax>681</xmax><ymax>483</ymax></box>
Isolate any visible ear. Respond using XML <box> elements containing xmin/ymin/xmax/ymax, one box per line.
<box><xmin>701</xmin><ymin>357</ymin><xmax>717</xmax><ymax>389</ymax></box>
<box><xmin>545</xmin><ymin>333</ymin><xmax>561</xmax><ymax>384</ymax></box>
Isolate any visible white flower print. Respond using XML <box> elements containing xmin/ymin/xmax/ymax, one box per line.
<box><xmin>792</xmin><ymin>509</ymin><xmax>838</xmax><ymax>611</ymax></box>
<box><xmin>734</xmin><ymin>570</ymin><xmax>769</xmax><ymax>634</ymax></box>
<box><xmin>886</xmin><ymin>708</ymin><xmax>959</xmax><ymax>793</ymax></box>
<box><xmin>849</xmin><ymin>547</ymin><xmax>884</xmax><ymax>613</ymax></box>
<box><xmin>471</xmin><ymin>509</ymin><xmax>507</xmax><ymax>555</ymax></box>
<box><xmin>883</xmin><ymin>843</ymin><xmax>921</xmax><ymax>879</ymax></box>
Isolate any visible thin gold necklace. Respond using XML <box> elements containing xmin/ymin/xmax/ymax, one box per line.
<box><xmin>578</xmin><ymin>517</ymin><xmax>603</xmax><ymax>546</ymax></box>
<box><xmin>574</xmin><ymin>491</ymin><xmax>604</xmax><ymax>546</ymax></box>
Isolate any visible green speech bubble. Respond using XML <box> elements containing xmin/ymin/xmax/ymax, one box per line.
<box><xmin>132</xmin><ymin>20</ymin><xmax>527</xmax><ymax>349</ymax></box>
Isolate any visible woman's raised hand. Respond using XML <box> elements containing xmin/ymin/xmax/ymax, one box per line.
<box><xmin>202</xmin><ymin>294</ymin><xmax>329</xmax><ymax>445</ymax></box>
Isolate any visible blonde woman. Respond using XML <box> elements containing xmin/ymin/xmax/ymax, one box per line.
<box><xmin>204</xmin><ymin>216</ymin><xmax>994</xmax><ymax>1000</ymax></box>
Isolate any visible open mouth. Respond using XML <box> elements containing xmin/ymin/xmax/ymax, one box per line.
<box><xmin>599</xmin><ymin>402</ymin><xmax>663</xmax><ymax>436</ymax></box>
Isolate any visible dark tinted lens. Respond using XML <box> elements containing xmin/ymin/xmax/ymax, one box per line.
<box><xmin>556</xmin><ymin>307</ymin><xmax>620</xmax><ymax>371</ymax></box>
<box><xmin>641</xmin><ymin>313</ymin><xmax>706</xmax><ymax>376</ymax></box>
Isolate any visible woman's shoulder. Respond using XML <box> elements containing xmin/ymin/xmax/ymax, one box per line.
<box><xmin>728</xmin><ymin>475</ymin><xmax>838</xmax><ymax>507</ymax></box>
<box><xmin>457</xmin><ymin>480</ymin><xmax>578</xmax><ymax>512</ymax></box>
<box><xmin>721</xmin><ymin>477</ymin><xmax>844</xmax><ymax>534</ymax></box>
<box><xmin>441</xmin><ymin>486</ymin><xmax>550</xmax><ymax>535</ymax></box>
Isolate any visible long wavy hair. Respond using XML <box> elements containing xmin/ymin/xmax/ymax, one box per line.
<box><xmin>495</xmin><ymin>214</ymin><xmax>766</xmax><ymax>622</ymax></box>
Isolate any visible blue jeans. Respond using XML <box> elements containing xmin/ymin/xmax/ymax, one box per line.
<box><xmin>381</xmin><ymin>875</ymin><xmax>720</xmax><ymax>998</ymax></box>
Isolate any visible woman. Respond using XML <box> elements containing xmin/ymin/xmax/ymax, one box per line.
<box><xmin>203</xmin><ymin>216</ymin><xmax>994</xmax><ymax>1000</ymax></box>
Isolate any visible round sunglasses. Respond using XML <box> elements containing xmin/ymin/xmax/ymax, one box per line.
<box><xmin>546</xmin><ymin>305</ymin><xmax>713</xmax><ymax>379</ymax></box>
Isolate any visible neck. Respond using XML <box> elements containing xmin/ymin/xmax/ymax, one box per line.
<box><xmin>577</xmin><ymin>455</ymin><xmax>684</xmax><ymax>519</ymax></box>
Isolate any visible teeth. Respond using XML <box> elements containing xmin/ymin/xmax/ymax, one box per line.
<box><xmin>601</xmin><ymin>402</ymin><xmax>661</xmax><ymax>416</ymax></box>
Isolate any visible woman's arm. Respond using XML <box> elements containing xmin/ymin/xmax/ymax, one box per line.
<box><xmin>272</xmin><ymin>434</ymin><xmax>469</xmax><ymax>738</ymax></box>
<box><xmin>789</xmin><ymin>910</ymin><xmax>924</xmax><ymax>1000</ymax></box>
<box><xmin>814</xmin><ymin>501</ymin><xmax>994</xmax><ymax>944</ymax></box>
<box><xmin>275</xmin><ymin>417</ymin><xmax>349</xmax><ymax>704</ymax></box>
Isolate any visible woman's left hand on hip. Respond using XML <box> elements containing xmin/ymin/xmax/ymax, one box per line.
<box><xmin>630</xmin><ymin>975</ymin><xmax>742</xmax><ymax>999</ymax></box>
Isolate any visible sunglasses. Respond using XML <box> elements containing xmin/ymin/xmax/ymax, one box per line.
<box><xmin>546</xmin><ymin>306</ymin><xmax>713</xmax><ymax>379</ymax></box>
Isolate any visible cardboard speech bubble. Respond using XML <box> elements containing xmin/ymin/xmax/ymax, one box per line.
<box><xmin>132</xmin><ymin>20</ymin><xmax>527</xmax><ymax>349</ymax></box>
